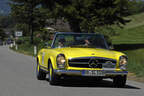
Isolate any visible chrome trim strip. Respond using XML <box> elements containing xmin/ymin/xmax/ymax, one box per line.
<box><xmin>39</xmin><ymin>65</ymin><xmax>48</xmax><ymax>70</ymax></box>
<box><xmin>104</xmin><ymin>70</ymin><xmax>128</xmax><ymax>75</ymax></box>
<box><xmin>102</xmin><ymin>68</ymin><xmax>116</xmax><ymax>70</ymax></box>
<box><xmin>54</xmin><ymin>69</ymin><xmax>128</xmax><ymax>76</ymax></box>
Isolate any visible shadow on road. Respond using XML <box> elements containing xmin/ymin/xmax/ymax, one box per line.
<box><xmin>114</xmin><ymin>44</ymin><xmax>144</xmax><ymax>51</ymax></box>
<box><xmin>46</xmin><ymin>78</ymin><xmax>140</xmax><ymax>89</ymax></box>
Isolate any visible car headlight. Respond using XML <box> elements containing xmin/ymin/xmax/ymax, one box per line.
<box><xmin>56</xmin><ymin>54</ymin><xmax>66</xmax><ymax>69</ymax></box>
<box><xmin>119</xmin><ymin>56</ymin><xmax>128</xmax><ymax>70</ymax></box>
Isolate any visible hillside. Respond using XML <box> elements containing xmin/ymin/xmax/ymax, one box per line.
<box><xmin>112</xmin><ymin>12</ymin><xmax>144</xmax><ymax>80</ymax></box>
<box><xmin>112</xmin><ymin>13</ymin><xmax>144</xmax><ymax>44</ymax></box>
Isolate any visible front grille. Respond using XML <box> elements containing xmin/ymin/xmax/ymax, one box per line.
<box><xmin>68</xmin><ymin>57</ymin><xmax>116</xmax><ymax>68</ymax></box>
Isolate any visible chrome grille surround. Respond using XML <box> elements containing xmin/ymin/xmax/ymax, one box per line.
<box><xmin>68</xmin><ymin>57</ymin><xmax>116</xmax><ymax>68</ymax></box>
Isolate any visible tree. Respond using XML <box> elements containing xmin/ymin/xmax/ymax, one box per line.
<box><xmin>0</xmin><ymin>14</ymin><xmax>14</xmax><ymax>40</ymax></box>
<box><xmin>10</xmin><ymin>0</ymin><xmax>131</xmax><ymax>40</ymax></box>
<box><xmin>128</xmin><ymin>0</ymin><xmax>144</xmax><ymax>15</ymax></box>
<box><xmin>41</xmin><ymin>0</ymin><xmax>130</xmax><ymax>33</ymax></box>
<box><xmin>10</xmin><ymin>0</ymin><xmax>48</xmax><ymax>44</ymax></box>
<box><xmin>0</xmin><ymin>28</ymin><xmax>6</xmax><ymax>41</ymax></box>
<box><xmin>0</xmin><ymin>14</ymin><xmax>14</xmax><ymax>28</ymax></box>
<box><xmin>14</xmin><ymin>23</ymin><xmax>29</xmax><ymax>36</ymax></box>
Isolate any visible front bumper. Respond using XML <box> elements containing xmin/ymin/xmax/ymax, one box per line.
<box><xmin>54</xmin><ymin>69</ymin><xmax>128</xmax><ymax>77</ymax></box>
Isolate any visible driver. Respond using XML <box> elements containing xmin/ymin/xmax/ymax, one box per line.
<box><xmin>84</xmin><ymin>37</ymin><xmax>91</xmax><ymax>46</ymax></box>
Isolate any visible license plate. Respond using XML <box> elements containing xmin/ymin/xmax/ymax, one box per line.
<box><xmin>84</xmin><ymin>70</ymin><xmax>105</xmax><ymax>76</ymax></box>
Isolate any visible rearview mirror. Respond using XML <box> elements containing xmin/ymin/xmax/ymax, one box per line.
<box><xmin>107</xmin><ymin>42</ymin><xmax>114</xmax><ymax>50</ymax></box>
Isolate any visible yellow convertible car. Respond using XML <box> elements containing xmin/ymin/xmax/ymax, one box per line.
<box><xmin>36</xmin><ymin>32</ymin><xmax>128</xmax><ymax>87</ymax></box>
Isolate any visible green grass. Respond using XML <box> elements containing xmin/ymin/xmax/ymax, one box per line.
<box><xmin>122</xmin><ymin>49</ymin><xmax>144</xmax><ymax>77</ymax></box>
<box><xmin>11</xmin><ymin>44</ymin><xmax>35</xmax><ymax>56</ymax></box>
<box><xmin>112</xmin><ymin>12</ymin><xmax>144</xmax><ymax>44</ymax></box>
<box><xmin>112</xmin><ymin>25</ymin><xmax>144</xmax><ymax>44</ymax></box>
<box><xmin>125</xmin><ymin>13</ymin><xmax>144</xmax><ymax>29</ymax></box>
<box><xmin>10</xmin><ymin>41</ymin><xmax>46</xmax><ymax>57</ymax></box>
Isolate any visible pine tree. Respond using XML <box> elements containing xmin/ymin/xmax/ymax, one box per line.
<box><xmin>10</xmin><ymin>0</ymin><xmax>131</xmax><ymax>36</ymax></box>
<box><xmin>41</xmin><ymin>0</ymin><xmax>130</xmax><ymax>32</ymax></box>
<box><xmin>10</xmin><ymin>0</ymin><xmax>46</xmax><ymax>44</ymax></box>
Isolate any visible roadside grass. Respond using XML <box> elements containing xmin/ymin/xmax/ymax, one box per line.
<box><xmin>123</xmin><ymin>49</ymin><xmax>144</xmax><ymax>77</ymax></box>
<box><xmin>10</xmin><ymin>44</ymin><xmax>35</xmax><ymax>56</ymax></box>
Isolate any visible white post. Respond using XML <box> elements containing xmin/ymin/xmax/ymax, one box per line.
<box><xmin>15</xmin><ymin>44</ymin><xmax>18</xmax><ymax>50</ymax></box>
<box><xmin>13</xmin><ymin>40</ymin><xmax>16</xmax><ymax>46</ymax></box>
<box><xmin>34</xmin><ymin>46</ymin><xmax>37</xmax><ymax>56</ymax></box>
<box><xmin>10</xmin><ymin>43</ymin><xmax>13</xmax><ymax>48</ymax></box>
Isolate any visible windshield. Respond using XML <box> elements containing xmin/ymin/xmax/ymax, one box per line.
<box><xmin>52</xmin><ymin>33</ymin><xmax>108</xmax><ymax>49</ymax></box>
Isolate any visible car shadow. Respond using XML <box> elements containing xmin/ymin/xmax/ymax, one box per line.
<box><xmin>45</xmin><ymin>78</ymin><xmax>140</xmax><ymax>89</ymax></box>
<box><xmin>113</xmin><ymin>44</ymin><xmax>144</xmax><ymax>51</ymax></box>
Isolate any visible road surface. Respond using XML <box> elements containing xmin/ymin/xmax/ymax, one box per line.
<box><xmin>0</xmin><ymin>46</ymin><xmax>144</xmax><ymax>96</ymax></box>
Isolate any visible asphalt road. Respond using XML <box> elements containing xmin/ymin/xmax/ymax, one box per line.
<box><xmin>0</xmin><ymin>46</ymin><xmax>144</xmax><ymax>96</ymax></box>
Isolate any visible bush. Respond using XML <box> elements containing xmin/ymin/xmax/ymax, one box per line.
<box><xmin>16</xmin><ymin>37</ymin><xmax>30</xmax><ymax>45</ymax></box>
<box><xmin>15</xmin><ymin>38</ymin><xmax>24</xmax><ymax>45</ymax></box>
<box><xmin>33</xmin><ymin>37</ymin><xmax>42</xmax><ymax>45</ymax></box>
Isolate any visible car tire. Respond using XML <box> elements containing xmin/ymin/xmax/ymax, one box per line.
<box><xmin>36</xmin><ymin>61</ymin><xmax>46</xmax><ymax>80</ymax></box>
<box><xmin>113</xmin><ymin>75</ymin><xmax>127</xmax><ymax>88</ymax></box>
<box><xmin>48</xmin><ymin>63</ymin><xmax>60</xmax><ymax>85</ymax></box>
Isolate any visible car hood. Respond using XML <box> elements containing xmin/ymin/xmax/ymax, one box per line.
<box><xmin>55</xmin><ymin>48</ymin><xmax>124</xmax><ymax>60</ymax></box>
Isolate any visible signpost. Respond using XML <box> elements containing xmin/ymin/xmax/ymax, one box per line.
<box><xmin>14</xmin><ymin>31</ymin><xmax>23</xmax><ymax>50</ymax></box>
<box><xmin>15</xmin><ymin>31</ymin><xmax>23</xmax><ymax>37</ymax></box>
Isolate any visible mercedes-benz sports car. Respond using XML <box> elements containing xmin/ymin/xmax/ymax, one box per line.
<box><xmin>36</xmin><ymin>32</ymin><xmax>128</xmax><ymax>87</ymax></box>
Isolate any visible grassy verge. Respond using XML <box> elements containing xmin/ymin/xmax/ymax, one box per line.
<box><xmin>123</xmin><ymin>49</ymin><xmax>144</xmax><ymax>77</ymax></box>
<box><xmin>10</xmin><ymin>44</ymin><xmax>34</xmax><ymax>56</ymax></box>
<box><xmin>126</xmin><ymin>49</ymin><xmax>144</xmax><ymax>83</ymax></box>
<box><xmin>10</xmin><ymin>42</ymin><xmax>43</xmax><ymax>57</ymax></box>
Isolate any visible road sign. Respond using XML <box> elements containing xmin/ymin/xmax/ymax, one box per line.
<box><xmin>15</xmin><ymin>31</ymin><xmax>23</xmax><ymax>37</ymax></box>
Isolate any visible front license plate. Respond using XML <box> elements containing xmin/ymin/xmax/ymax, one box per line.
<box><xmin>84</xmin><ymin>70</ymin><xmax>105</xmax><ymax>76</ymax></box>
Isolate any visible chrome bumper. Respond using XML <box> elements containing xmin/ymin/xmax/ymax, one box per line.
<box><xmin>54</xmin><ymin>69</ymin><xmax>128</xmax><ymax>76</ymax></box>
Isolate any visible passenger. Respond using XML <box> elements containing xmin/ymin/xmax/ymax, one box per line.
<box><xmin>58</xmin><ymin>38</ymin><xmax>66</xmax><ymax>48</ymax></box>
<box><xmin>84</xmin><ymin>37</ymin><xmax>91</xmax><ymax>46</ymax></box>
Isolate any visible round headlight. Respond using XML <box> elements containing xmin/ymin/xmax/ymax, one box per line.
<box><xmin>119</xmin><ymin>56</ymin><xmax>128</xmax><ymax>70</ymax></box>
<box><xmin>56</xmin><ymin>54</ymin><xmax>66</xmax><ymax>68</ymax></box>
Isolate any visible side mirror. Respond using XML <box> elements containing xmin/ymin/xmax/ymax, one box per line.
<box><xmin>109</xmin><ymin>45</ymin><xmax>114</xmax><ymax>50</ymax></box>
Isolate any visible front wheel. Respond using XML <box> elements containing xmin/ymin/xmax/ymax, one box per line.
<box><xmin>48</xmin><ymin>63</ymin><xmax>60</xmax><ymax>85</ymax></box>
<box><xmin>113</xmin><ymin>75</ymin><xmax>127</xmax><ymax>88</ymax></box>
<box><xmin>36</xmin><ymin>61</ymin><xmax>46</xmax><ymax>80</ymax></box>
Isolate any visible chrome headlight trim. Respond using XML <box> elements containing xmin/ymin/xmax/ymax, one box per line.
<box><xmin>119</xmin><ymin>55</ymin><xmax>128</xmax><ymax>70</ymax></box>
<box><xmin>56</xmin><ymin>54</ymin><xmax>66</xmax><ymax>69</ymax></box>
